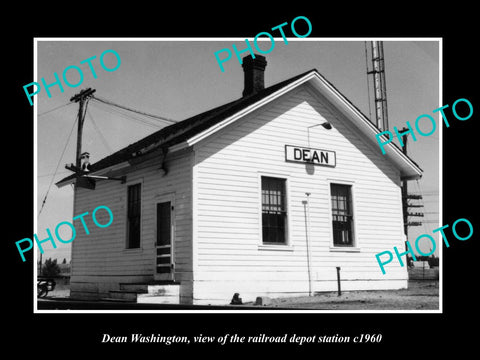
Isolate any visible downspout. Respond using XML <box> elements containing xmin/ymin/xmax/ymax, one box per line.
<box><xmin>160</xmin><ymin>146</ymin><xmax>169</xmax><ymax>175</ymax></box>
<box><xmin>303</xmin><ymin>192</ymin><xmax>313</xmax><ymax>296</ymax></box>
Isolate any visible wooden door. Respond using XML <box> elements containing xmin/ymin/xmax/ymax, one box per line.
<box><xmin>156</xmin><ymin>201</ymin><xmax>173</xmax><ymax>277</ymax></box>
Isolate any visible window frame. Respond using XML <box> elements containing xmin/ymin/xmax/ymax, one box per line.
<box><xmin>327</xmin><ymin>179</ymin><xmax>360</xmax><ymax>251</ymax></box>
<box><xmin>125</xmin><ymin>180</ymin><xmax>143</xmax><ymax>250</ymax></box>
<box><xmin>258</xmin><ymin>173</ymin><xmax>291</xmax><ymax>248</ymax></box>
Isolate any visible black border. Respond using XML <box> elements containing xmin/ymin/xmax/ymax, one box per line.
<box><xmin>7</xmin><ymin>6</ymin><xmax>480</xmax><ymax>355</ymax></box>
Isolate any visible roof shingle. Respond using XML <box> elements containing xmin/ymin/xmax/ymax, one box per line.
<box><xmin>56</xmin><ymin>69</ymin><xmax>314</xmax><ymax>185</ymax></box>
<box><xmin>56</xmin><ymin>67</ymin><xmax>421</xmax><ymax>186</ymax></box>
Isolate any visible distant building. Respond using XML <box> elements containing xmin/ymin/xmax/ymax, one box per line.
<box><xmin>57</xmin><ymin>54</ymin><xmax>422</xmax><ymax>305</ymax></box>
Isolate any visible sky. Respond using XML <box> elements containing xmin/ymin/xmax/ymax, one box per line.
<box><xmin>35</xmin><ymin>39</ymin><xmax>440</xmax><ymax>263</ymax></box>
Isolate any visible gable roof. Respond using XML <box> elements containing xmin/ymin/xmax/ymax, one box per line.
<box><xmin>56</xmin><ymin>69</ymin><xmax>422</xmax><ymax>187</ymax></box>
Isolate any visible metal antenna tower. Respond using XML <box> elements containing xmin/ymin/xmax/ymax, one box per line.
<box><xmin>367</xmin><ymin>41</ymin><xmax>389</xmax><ymax>131</ymax></box>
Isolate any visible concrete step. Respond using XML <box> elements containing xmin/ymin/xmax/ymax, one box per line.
<box><xmin>100</xmin><ymin>297</ymin><xmax>135</xmax><ymax>303</ymax></box>
<box><xmin>137</xmin><ymin>293</ymin><xmax>179</xmax><ymax>304</ymax></box>
<box><xmin>119</xmin><ymin>281</ymin><xmax>179</xmax><ymax>293</ymax></box>
<box><xmin>138</xmin><ymin>284</ymin><xmax>180</xmax><ymax>304</ymax></box>
<box><xmin>112</xmin><ymin>282</ymin><xmax>181</xmax><ymax>304</ymax></box>
<box><xmin>119</xmin><ymin>283</ymin><xmax>149</xmax><ymax>293</ymax></box>
<box><xmin>147</xmin><ymin>284</ymin><xmax>180</xmax><ymax>296</ymax></box>
<box><xmin>109</xmin><ymin>290</ymin><xmax>139</xmax><ymax>302</ymax></box>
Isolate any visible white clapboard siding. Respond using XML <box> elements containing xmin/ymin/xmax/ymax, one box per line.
<box><xmin>70</xmin><ymin>150</ymin><xmax>193</xmax><ymax>298</ymax></box>
<box><xmin>192</xmin><ymin>85</ymin><xmax>407</xmax><ymax>303</ymax></box>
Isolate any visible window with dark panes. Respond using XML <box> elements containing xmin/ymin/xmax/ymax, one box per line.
<box><xmin>127</xmin><ymin>183</ymin><xmax>141</xmax><ymax>248</ymax></box>
<box><xmin>331</xmin><ymin>183</ymin><xmax>354</xmax><ymax>246</ymax></box>
<box><xmin>261</xmin><ymin>176</ymin><xmax>287</xmax><ymax>244</ymax></box>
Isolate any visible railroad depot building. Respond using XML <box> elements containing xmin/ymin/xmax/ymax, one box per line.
<box><xmin>57</xmin><ymin>54</ymin><xmax>422</xmax><ymax>305</ymax></box>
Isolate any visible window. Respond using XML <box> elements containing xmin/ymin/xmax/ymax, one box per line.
<box><xmin>261</xmin><ymin>176</ymin><xmax>287</xmax><ymax>244</ymax></box>
<box><xmin>331</xmin><ymin>184</ymin><xmax>354</xmax><ymax>246</ymax></box>
<box><xmin>127</xmin><ymin>183</ymin><xmax>141</xmax><ymax>248</ymax></box>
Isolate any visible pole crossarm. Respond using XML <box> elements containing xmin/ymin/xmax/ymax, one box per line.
<box><xmin>70</xmin><ymin>88</ymin><xmax>96</xmax><ymax>103</ymax></box>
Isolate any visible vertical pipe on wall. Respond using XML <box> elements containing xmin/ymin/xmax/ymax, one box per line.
<box><xmin>303</xmin><ymin>193</ymin><xmax>313</xmax><ymax>296</ymax></box>
<box><xmin>336</xmin><ymin>266</ymin><xmax>342</xmax><ymax>296</ymax></box>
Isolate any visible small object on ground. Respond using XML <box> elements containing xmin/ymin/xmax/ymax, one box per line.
<box><xmin>255</xmin><ymin>296</ymin><xmax>272</xmax><ymax>306</ymax></box>
<box><xmin>230</xmin><ymin>293</ymin><xmax>243</xmax><ymax>305</ymax></box>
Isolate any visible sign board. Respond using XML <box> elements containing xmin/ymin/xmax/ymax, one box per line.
<box><xmin>285</xmin><ymin>145</ymin><xmax>336</xmax><ymax>167</ymax></box>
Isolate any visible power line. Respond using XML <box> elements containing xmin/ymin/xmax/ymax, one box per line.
<box><xmin>89</xmin><ymin>100</ymin><xmax>164</xmax><ymax>129</ymax></box>
<box><xmin>38</xmin><ymin>113</ymin><xmax>78</xmax><ymax>216</ymax></box>
<box><xmin>92</xmin><ymin>96</ymin><xmax>176</xmax><ymax>128</ymax></box>
<box><xmin>102</xmin><ymin>101</ymin><xmax>163</xmax><ymax>128</ymax></box>
<box><xmin>38</xmin><ymin>102</ymin><xmax>73</xmax><ymax>117</ymax></box>
<box><xmin>38</xmin><ymin>170</ymin><xmax>70</xmax><ymax>178</ymax></box>
<box><xmin>92</xmin><ymin>96</ymin><xmax>177</xmax><ymax>125</ymax></box>
<box><xmin>90</xmin><ymin>101</ymin><xmax>162</xmax><ymax>129</ymax></box>
<box><xmin>86</xmin><ymin>107</ymin><xmax>113</xmax><ymax>153</ymax></box>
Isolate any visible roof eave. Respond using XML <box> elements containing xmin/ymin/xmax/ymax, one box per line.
<box><xmin>186</xmin><ymin>71</ymin><xmax>319</xmax><ymax>147</ymax></box>
<box><xmin>183</xmin><ymin>70</ymin><xmax>422</xmax><ymax>179</ymax></box>
<box><xmin>55</xmin><ymin>161</ymin><xmax>131</xmax><ymax>188</ymax></box>
<box><xmin>56</xmin><ymin>68</ymin><xmax>423</xmax><ymax>185</ymax></box>
<box><xmin>306</xmin><ymin>73</ymin><xmax>423</xmax><ymax>179</ymax></box>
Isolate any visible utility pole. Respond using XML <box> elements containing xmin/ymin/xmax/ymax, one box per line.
<box><xmin>63</xmin><ymin>88</ymin><xmax>125</xmax><ymax>190</ymax></box>
<box><xmin>70</xmin><ymin>88</ymin><xmax>96</xmax><ymax>169</ymax></box>
<box><xmin>400</xmin><ymin>128</ymin><xmax>424</xmax><ymax>252</ymax></box>
<box><xmin>65</xmin><ymin>88</ymin><xmax>96</xmax><ymax>189</ymax></box>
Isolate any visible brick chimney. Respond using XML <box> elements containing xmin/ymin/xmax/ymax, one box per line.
<box><xmin>242</xmin><ymin>54</ymin><xmax>267</xmax><ymax>97</ymax></box>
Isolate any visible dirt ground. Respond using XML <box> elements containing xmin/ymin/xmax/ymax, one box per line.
<box><xmin>41</xmin><ymin>279</ymin><xmax>439</xmax><ymax>310</ymax></box>
<box><xmin>250</xmin><ymin>280</ymin><xmax>440</xmax><ymax>310</ymax></box>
